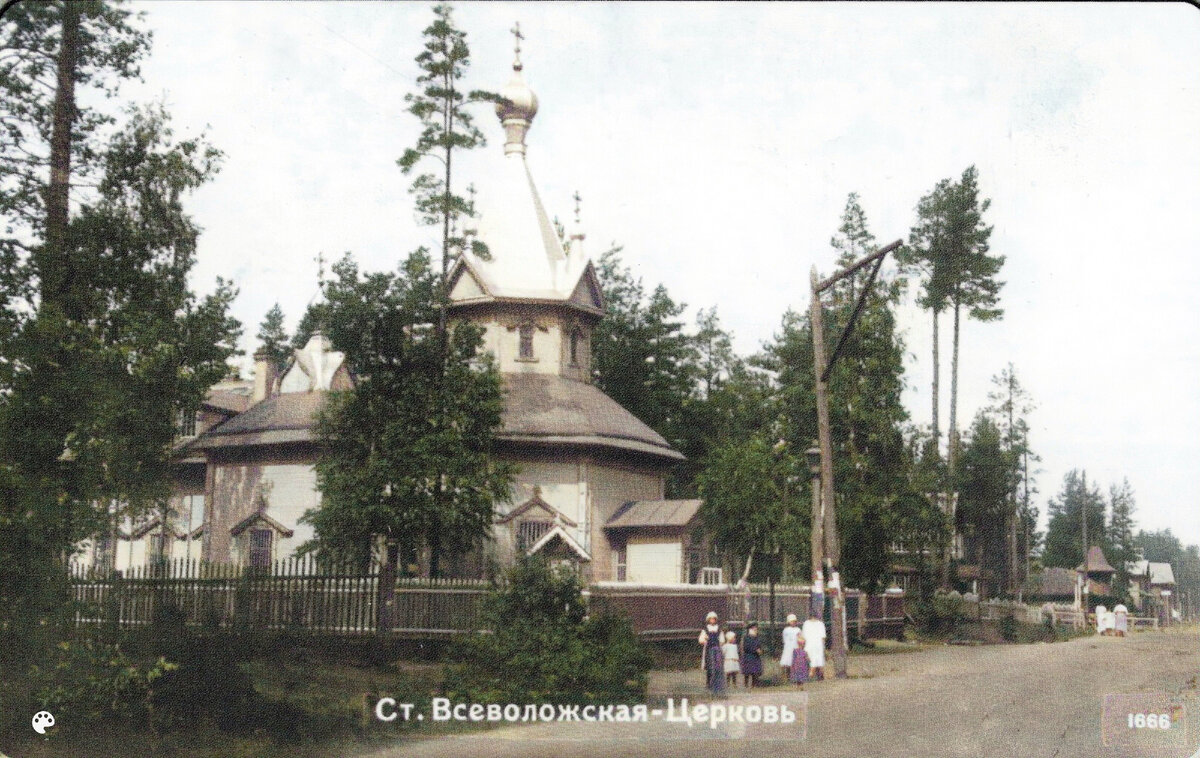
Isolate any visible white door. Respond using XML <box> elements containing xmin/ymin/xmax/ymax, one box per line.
<box><xmin>625</xmin><ymin>537</ymin><xmax>683</xmax><ymax>584</ymax></box>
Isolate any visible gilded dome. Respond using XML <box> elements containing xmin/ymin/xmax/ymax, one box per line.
<box><xmin>496</xmin><ymin>68</ymin><xmax>538</xmax><ymax>123</ymax></box>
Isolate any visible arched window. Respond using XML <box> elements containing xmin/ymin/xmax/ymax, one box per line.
<box><xmin>518</xmin><ymin>325</ymin><xmax>535</xmax><ymax>360</ymax></box>
<box><xmin>569</xmin><ymin>329</ymin><xmax>582</xmax><ymax>365</ymax></box>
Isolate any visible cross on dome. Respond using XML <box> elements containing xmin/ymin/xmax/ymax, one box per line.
<box><xmin>510</xmin><ymin>22</ymin><xmax>524</xmax><ymax>72</ymax></box>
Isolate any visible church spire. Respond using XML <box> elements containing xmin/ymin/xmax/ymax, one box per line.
<box><xmin>496</xmin><ymin>21</ymin><xmax>538</xmax><ymax>156</ymax></box>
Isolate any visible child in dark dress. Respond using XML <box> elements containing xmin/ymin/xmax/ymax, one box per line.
<box><xmin>740</xmin><ymin>622</ymin><xmax>764</xmax><ymax>688</ymax></box>
<box><xmin>790</xmin><ymin>635</ymin><xmax>810</xmax><ymax>689</ymax></box>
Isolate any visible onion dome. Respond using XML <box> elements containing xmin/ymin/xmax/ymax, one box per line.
<box><xmin>496</xmin><ymin>22</ymin><xmax>538</xmax><ymax>155</ymax></box>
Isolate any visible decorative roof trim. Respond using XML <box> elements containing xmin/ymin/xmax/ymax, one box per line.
<box><xmin>526</xmin><ymin>524</ymin><xmax>591</xmax><ymax>562</ymax></box>
<box><xmin>496</xmin><ymin>489</ymin><xmax>578</xmax><ymax>527</ymax></box>
<box><xmin>130</xmin><ymin>519</ymin><xmax>187</xmax><ymax>540</ymax></box>
<box><xmin>230</xmin><ymin>511</ymin><xmax>295</xmax><ymax>538</ymax></box>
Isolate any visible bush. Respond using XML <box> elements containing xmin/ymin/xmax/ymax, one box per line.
<box><xmin>28</xmin><ymin>638</ymin><xmax>176</xmax><ymax>733</ymax></box>
<box><xmin>998</xmin><ymin>613</ymin><xmax>1018</xmax><ymax>642</ymax></box>
<box><xmin>446</xmin><ymin>558</ymin><xmax>652</xmax><ymax>705</ymax></box>
<box><xmin>911</xmin><ymin>591</ymin><xmax>969</xmax><ymax>636</ymax></box>
<box><xmin>146</xmin><ymin>631</ymin><xmax>260</xmax><ymax>732</ymax></box>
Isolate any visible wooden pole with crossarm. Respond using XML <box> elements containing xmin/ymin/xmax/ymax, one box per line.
<box><xmin>809</xmin><ymin>238</ymin><xmax>902</xmax><ymax>679</ymax></box>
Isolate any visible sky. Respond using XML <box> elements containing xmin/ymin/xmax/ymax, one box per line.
<box><xmin>111</xmin><ymin>2</ymin><xmax>1200</xmax><ymax>545</ymax></box>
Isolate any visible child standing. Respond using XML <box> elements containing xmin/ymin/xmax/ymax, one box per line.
<box><xmin>790</xmin><ymin>634</ymin><xmax>810</xmax><ymax>689</ymax></box>
<box><xmin>740</xmin><ymin>622</ymin><xmax>763</xmax><ymax>689</ymax></box>
<box><xmin>722</xmin><ymin>631</ymin><xmax>741</xmax><ymax>688</ymax></box>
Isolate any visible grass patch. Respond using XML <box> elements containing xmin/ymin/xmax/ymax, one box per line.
<box><xmin>4</xmin><ymin>642</ymin><xmax>460</xmax><ymax>758</ymax></box>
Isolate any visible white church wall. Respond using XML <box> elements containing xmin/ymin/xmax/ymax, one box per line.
<box><xmin>206</xmin><ymin>452</ymin><xmax>318</xmax><ymax>563</ymax></box>
<box><xmin>258</xmin><ymin>463</ymin><xmax>319</xmax><ymax>560</ymax></box>
<box><xmin>587</xmin><ymin>461</ymin><xmax>667</xmax><ymax>582</ymax></box>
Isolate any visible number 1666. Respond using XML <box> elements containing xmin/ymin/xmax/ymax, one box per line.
<box><xmin>1127</xmin><ymin>713</ymin><xmax>1172</xmax><ymax>729</ymax></box>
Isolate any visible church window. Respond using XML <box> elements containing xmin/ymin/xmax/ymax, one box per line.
<box><xmin>518</xmin><ymin>325</ymin><xmax>535</xmax><ymax>360</ymax></box>
<box><xmin>569</xmin><ymin>329</ymin><xmax>582</xmax><ymax>365</ymax></box>
<box><xmin>517</xmin><ymin>520</ymin><xmax>552</xmax><ymax>551</ymax></box>
<box><xmin>177</xmin><ymin>409</ymin><xmax>198</xmax><ymax>438</ymax></box>
<box><xmin>249</xmin><ymin>528</ymin><xmax>273</xmax><ymax>569</ymax></box>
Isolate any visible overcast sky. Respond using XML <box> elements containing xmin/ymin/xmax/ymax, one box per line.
<box><xmin>118</xmin><ymin>2</ymin><xmax>1200</xmax><ymax>545</ymax></box>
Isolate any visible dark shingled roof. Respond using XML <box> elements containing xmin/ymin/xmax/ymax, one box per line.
<box><xmin>187</xmin><ymin>391</ymin><xmax>326</xmax><ymax>449</ymax></box>
<box><xmin>1076</xmin><ymin>545</ymin><xmax>1116</xmax><ymax>573</ymax></box>
<box><xmin>1032</xmin><ymin>567</ymin><xmax>1077</xmax><ymax>598</ymax></box>
<box><xmin>499</xmin><ymin>374</ymin><xmax>683</xmax><ymax>463</ymax></box>
<box><xmin>605</xmin><ymin>499</ymin><xmax>702</xmax><ymax>529</ymax></box>
<box><xmin>204</xmin><ymin>389</ymin><xmax>252</xmax><ymax>414</ymax></box>
<box><xmin>187</xmin><ymin>374</ymin><xmax>684</xmax><ymax>462</ymax></box>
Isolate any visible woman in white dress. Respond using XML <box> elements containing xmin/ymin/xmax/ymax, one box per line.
<box><xmin>801</xmin><ymin>613</ymin><xmax>827</xmax><ymax>681</ymax></box>
<box><xmin>1113</xmin><ymin>604</ymin><xmax>1129</xmax><ymax>636</ymax></box>
<box><xmin>779</xmin><ymin>613</ymin><xmax>801</xmax><ymax>680</ymax></box>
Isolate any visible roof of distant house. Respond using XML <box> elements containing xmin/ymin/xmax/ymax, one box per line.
<box><xmin>1031</xmin><ymin>567</ymin><xmax>1077</xmax><ymax>597</ymax></box>
<box><xmin>1148</xmin><ymin>561</ymin><xmax>1175</xmax><ymax>586</ymax></box>
<box><xmin>1076</xmin><ymin>545</ymin><xmax>1116</xmax><ymax>573</ymax></box>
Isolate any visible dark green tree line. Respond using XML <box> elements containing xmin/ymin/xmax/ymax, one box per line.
<box><xmin>1</xmin><ymin>2</ymin><xmax>239</xmax><ymax>659</ymax></box>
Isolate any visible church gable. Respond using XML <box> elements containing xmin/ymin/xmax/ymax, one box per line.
<box><xmin>567</xmin><ymin>262</ymin><xmax>604</xmax><ymax>313</ymax></box>
<box><xmin>448</xmin><ymin>258</ymin><xmax>491</xmax><ymax>303</ymax></box>
<box><xmin>496</xmin><ymin>488</ymin><xmax>578</xmax><ymax>527</ymax></box>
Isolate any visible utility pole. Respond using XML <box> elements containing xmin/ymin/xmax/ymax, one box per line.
<box><xmin>808</xmin><ymin>239</ymin><xmax>902</xmax><ymax>680</ymax></box>
<box><xmin>1080</xmin><ymin>471</ymin><xmax>1089</xmax><ymax>612</ymax></box>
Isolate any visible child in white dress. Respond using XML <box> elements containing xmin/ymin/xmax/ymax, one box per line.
<box><xmin>780</xmin><ymin>613</ymin><xmax>801</xmax><ymax>680</ymax></box>
<box><xmin>722</xmin><ymin>631</ymin><xmax>741</xmax><ymax>687</ymax></box>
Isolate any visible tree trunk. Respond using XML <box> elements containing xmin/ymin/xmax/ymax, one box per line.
<box><xmin>377</xmin><ymin>541</ymin><xmax>398</xmax><ymax>633</ymax></box>
<box><xmin>931</xmin><ymin>309</ymin><xmax>940</xmax><ymax>452</ymax></box>
<box><xmin>42</xmin><ymin>3</ymin><xmax>81</xmax><ymax>316</ymax></box>
<box><xmin>948</xmin><ymin>303</ymin><xmax>961</xmax><ymax>476</ymax></box>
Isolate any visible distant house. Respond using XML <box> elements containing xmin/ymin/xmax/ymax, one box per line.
<box><xmin>1024</xmin><ymin>567</ymin><xmax>1078</xmax><ymax>602</ymax></box>
<box><xmin>1076</xmin><ymin>545</ymin><xmax>1116</xmax><ymax>596</ymax></box>
<box><xmin>1024</xmin><ymin>546</ymin><xmax>1118</xmax><ymax>605</ymax></box>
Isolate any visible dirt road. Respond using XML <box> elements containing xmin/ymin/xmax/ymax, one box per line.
<box><xmin>360</xmin><ymin>627</ymin><xmax>1199</xmax><ymax>758</ymax></box>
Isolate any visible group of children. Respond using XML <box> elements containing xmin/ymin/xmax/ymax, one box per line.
<box><xmin>699</xmin><ymin>610</ymin><xmax>827</xmax><ymax>692</ymax></box>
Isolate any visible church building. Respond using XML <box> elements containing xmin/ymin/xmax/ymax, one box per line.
<box><xmin>78</xmin><ymin>36</ymin><xmax>709</xmax><ymax>586</ymax></box>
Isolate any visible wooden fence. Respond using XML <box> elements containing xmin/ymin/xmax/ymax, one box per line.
<box><xmin>70</xmin><ymin>558</ymin><xmax>490</xmax><ymax>636</ymax></box>
<box><xmin>973</xmin><ymin>600</ymin><xmax>1160</xmax><ymax>631</ymax></box>
<box><xmin>70</xmin><ymin>560</ymin><xmax>906</xmax><ymax>640</ymax></box>
<box><xmin>589</xmin><ymin>582</ymin><xmax>906</xmax><ymax>641</ymax></box>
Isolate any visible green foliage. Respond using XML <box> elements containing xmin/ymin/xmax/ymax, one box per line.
<box><xmin>396</xmin><ymin>3</ymin><xmax>495</xmax><ymax>267</ymax></box>
<box><xmin>899</xmin><ymin>166</ymin><xmax>1002</xmax><ymax>321</ymax></box>
<box><xmin>256</xmin><ymin>303</ymin><xmax>292</xmax><ymax>370</ymax></box>
<box><xmin>302</xmin><ymin>251</ymin><xmax>515</xmax><ymax>570</ymax></box>
<box><xmin>998</xmin><ymin>612</ymin><xmax>1018</xmax><ymax>642</ymax></box>
<box><xmin>591</xmin><ymin>246</ymin><xmax>698</xmax><ymax>470</ymax></box>
<box><xmin>756</xmin><ymin>195</ymin><xmax>911</xmax><ymax>591</ymax></box>
<box><xmin>146</xmin><ymin>631</ymin><xmax>260</xmax><ymax>732</ymax></box>
<box><xmin>955</xmin><ymin>413</ymin><xmax>1015</xmax><ymax>594</ymax></box>
<box><xmin>697</xmin><ymin>435</ymin><xmax>803</xmax><ymax>581</ymax></box>
<box><xmin>447</xmin><ymin>558</ymin><xmax>652</xmax><ymax>705</ymax></box>
<box><xmin>1107</xmin><ymin>479</ymin><xmax>1138</xmax><ymax>602</ymax></box>
<box><xmin>0</xmin><ymin>100</ymin><xmax>239</xmax><ymax>651</ymax></box>
<box><xmin>910</xmin><ymin>591</ymin><xmax>969</xmax><ymax>636</ymax></box>
<box><xmin>1042</xmin><ymin>470</ymin><xmax>1107</xmax><ymax>569</ymax></box>
<box><xmin>985</xmin><ymin>363</ymin><xmax>1041</xmax><ymax>584</ymax></box>
<box><xmin>28</xmin><ymin>639</ymin><xmax>176</xmax><ymax>733</ymax></box>
<box><xmin>0</xmin><ymin>0</ymin><xmax>150</xmax><ymax>245</ymax></box>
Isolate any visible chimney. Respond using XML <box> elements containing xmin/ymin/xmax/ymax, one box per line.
<box><xmin>252</xmin><ymin>348</ymin><xmax>278</xmax><ymax>403</ymax></box>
